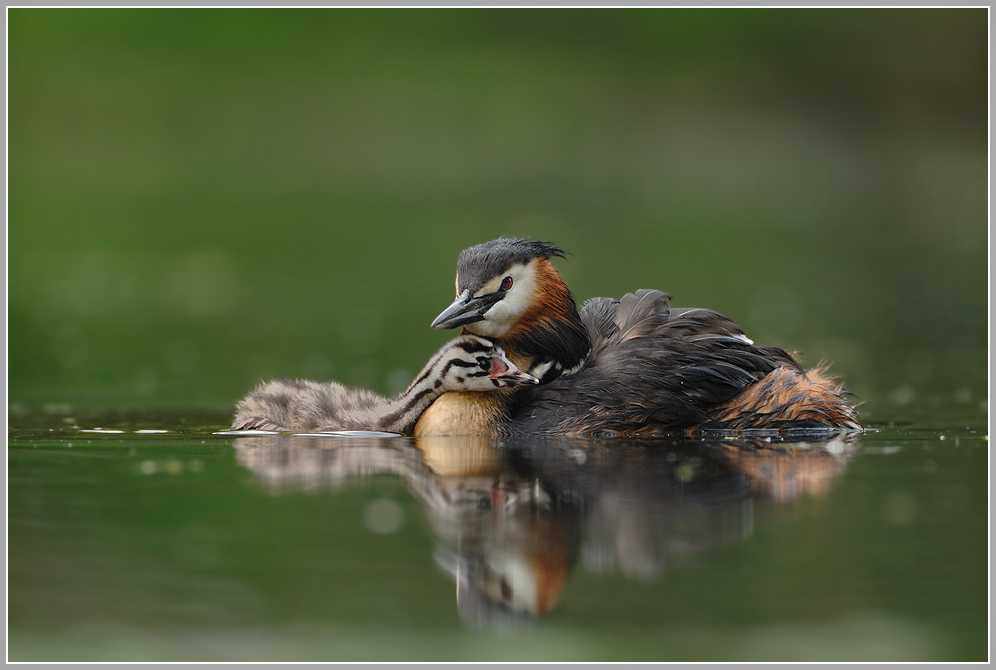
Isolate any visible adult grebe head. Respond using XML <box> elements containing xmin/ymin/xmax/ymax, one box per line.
<box><xmin>430</xmin><ymin>238</ymin><xmax>590</xmax><ymax>384</ymax></box>
<box><xmin>431</xmin><ymin>238</ymin><xmax>567</xmax><ymax>336</ymax></box>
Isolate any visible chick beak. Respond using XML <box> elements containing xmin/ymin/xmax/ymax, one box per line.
<box><xmin>499</xmin><ymin>369</ymin><xmax>540</xmax><ymax>386</ymax></box>
<box><xmin>431</xmin><ymin>290</ymin><xmax>502</xmax><ymax>330</ymax></box>
<box><xmin>491</xmin><ymin>358</ymin><xmax>539</xmax><ymax>387</ymax></box>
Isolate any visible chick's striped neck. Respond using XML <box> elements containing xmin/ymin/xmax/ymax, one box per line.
<box><xmin>374</xmin><ymin>338</ymin><xmax>504</xmax><ymax>433</ymax></box>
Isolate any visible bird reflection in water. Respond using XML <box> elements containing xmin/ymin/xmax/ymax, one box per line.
<box><xmin>233</xmin><ymin>432</ymin><xmax>856</xmax><ymax>630</ymax></box>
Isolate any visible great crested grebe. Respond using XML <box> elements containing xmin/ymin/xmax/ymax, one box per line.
<box><xmin>415</xmin><ymin>237</ymin><xmax>860</xmax><ymax>437</ymax></box>
<box><xmin>231</xmin><ymin>334</ymin><xmax>537</xmax><ymax>434</ymax></box>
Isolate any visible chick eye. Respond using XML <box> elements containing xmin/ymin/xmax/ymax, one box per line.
<box><xmin>479</xmin><ymin>358</ymin><xmax>490</xmax><ymax>371</ymax></box>
<box><xmin>500</xmin><ymin>276</ymin><xmax>513</xmax><ymax>291</ymax></box>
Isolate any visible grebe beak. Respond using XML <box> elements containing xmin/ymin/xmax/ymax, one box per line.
<box><xmin>431</xmin><ymin>290</ymin><xmax>502</xmax><ymax>330</ymax></box>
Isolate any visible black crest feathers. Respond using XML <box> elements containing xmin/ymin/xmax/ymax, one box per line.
<box><xmin>456</xmin><ymin>237</ymin><xmax>567</xmax><ymax>292</ymax></box>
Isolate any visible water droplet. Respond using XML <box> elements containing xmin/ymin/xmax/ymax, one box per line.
<box><xmin>364</xmin><ymin>497</ymin><xmax>404</xmax><ymax>535</ymax></box>
<box><xmin>675</xmin><ymin>462</ymin><xmax>696</xmax><ymax>483</ymax></box>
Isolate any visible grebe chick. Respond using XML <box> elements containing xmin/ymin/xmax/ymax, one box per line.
<box><xmin>418</xmin><ymin>237</ymin><xmax>860</xmax><ymax>437</ymax></box>
<box><xmin>232</xmin><ymin>335</ymin><xmax>537</xmax><ymax>435</ymax></box>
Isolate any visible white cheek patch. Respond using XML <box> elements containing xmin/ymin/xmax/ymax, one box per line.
<box><xmin>474</xmin><ymin>264</ymin><xmax>535</xmax><ymax>337</ymax></box>
<box><xmin>469</xmin><ymin>317</ymin><xmax>503</xmax><ymax>337</ymax></box>
<box><xmin>487</xmin><ymin>551</ymin><xmax>539</xmax><ymax>614</ymax></box>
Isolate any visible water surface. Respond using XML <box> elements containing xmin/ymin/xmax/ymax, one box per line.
<box><xmin>7</xmin><ymin>411</ymin><xmax>987</xmax><ymax>661</ymax></box>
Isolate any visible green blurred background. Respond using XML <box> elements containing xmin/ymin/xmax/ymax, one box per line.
<box><xmin>8</xmin><ymin>8</ymin><xmax>989</xmax><ymax>424</ymax></box>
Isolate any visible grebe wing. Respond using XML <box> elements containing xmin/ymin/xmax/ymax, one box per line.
<box><xmin>509</xmin><ymin>292</ymin><xmax>802</xmax><ymax>434</ymax></box>
<box><xmin>634</xmin><ymin>302</ymin><xmax>801</xmax><ymax>406</ymax></box>
<box><xmin>667</xmin><ymin>307</ymin><xmax>754</xmax><ymax>343</ymax></box>
<box><xmin>581</xmin><ymin>289</ymin><xmax>672</xmax><ymax>356</ymax></box>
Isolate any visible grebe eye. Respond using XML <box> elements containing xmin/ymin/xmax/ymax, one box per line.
<box><xmin>479</xmin><ymin>358</ymin><xmax>490</xmax><ymax>371</ymax></box>
<box><xmin>500</xmin><ymin>276</ymin><xmax>513</xmax><ymax>291</ymax></box>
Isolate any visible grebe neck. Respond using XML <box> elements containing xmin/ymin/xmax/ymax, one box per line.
<box><xmin>495</xmin><ymin>259</ymin><xmax>590</xmax><ymax>384</ymax></box>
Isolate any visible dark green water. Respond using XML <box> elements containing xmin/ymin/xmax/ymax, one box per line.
<box><xmin>7</xmin><ymin>9</ymin><xmax>989</xmax><ymax>663</ymax></box>
<box><xmin>7</xmin><ymin>412</ymin><xmax>988</xmax><ymax>661</ymax></box>
<box><xmin>8</xmin><ymin>9</ymin><xmax>988</xmax><ymax>415</ymax></box>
